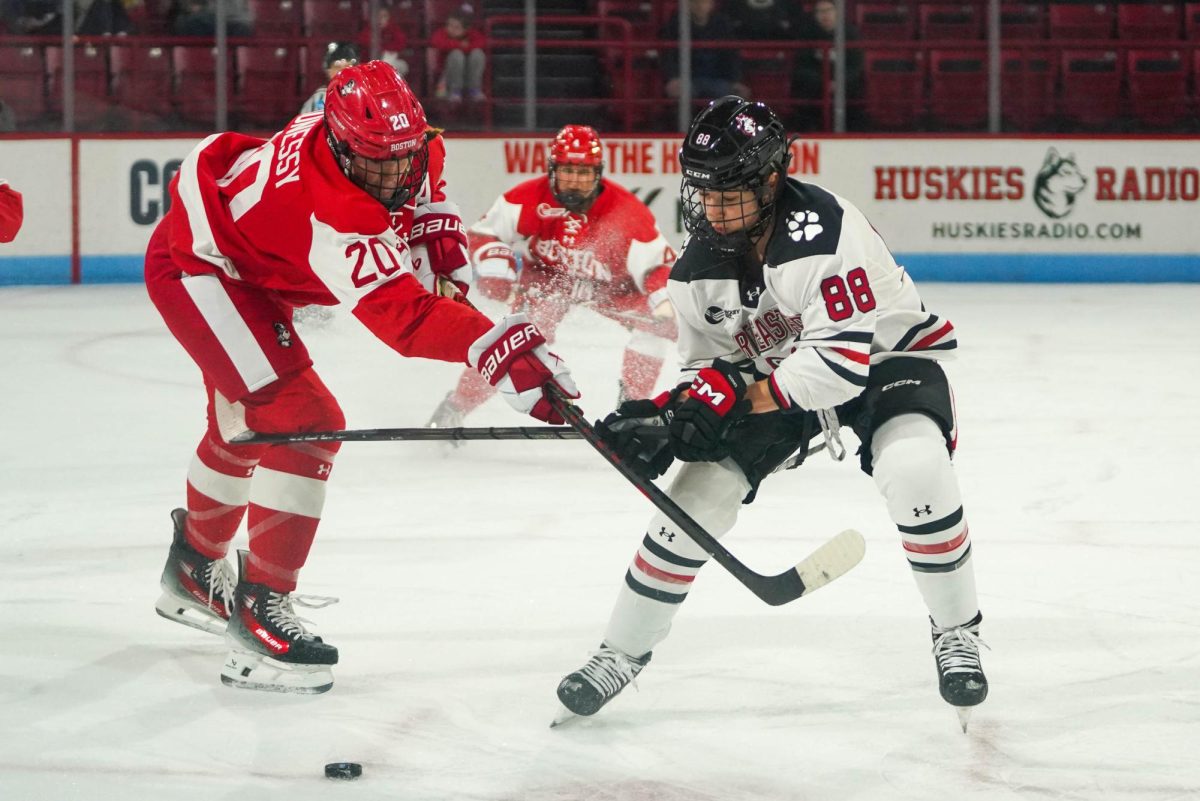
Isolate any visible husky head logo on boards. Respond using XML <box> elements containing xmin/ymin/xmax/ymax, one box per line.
<box><xmin>1034</xmin><ymin>148</ymin><xmax>1087</xmax><ymax>219</ymax></box>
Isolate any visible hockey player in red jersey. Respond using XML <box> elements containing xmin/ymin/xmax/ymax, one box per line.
<box><xmin>426</xmin><ymin>124</ymin><xmax>678</xmax><ymax>431</ymax></box>
<box><xmin>555</xmin><ymin>97</ymin><xmax>987</xmax><ymax>729</ymax></box>
<box><xmin>145</xmin><ymin>62</ymin><xmax>578</xmax><ymax>694</ymax></box>
<box><xmin>0</xmin><ymin>180</ymin><xmax>23</xmax><ymax>243</ymax></box>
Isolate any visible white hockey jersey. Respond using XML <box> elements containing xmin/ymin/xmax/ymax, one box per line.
<box><xmin>668</xmin><ymin>179</ymin><xmax>956</xmax><ymax>413</ymax></box>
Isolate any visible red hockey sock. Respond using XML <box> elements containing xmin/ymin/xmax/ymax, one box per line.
<box><xmin>185</xmin><ymin>433</ymin><xmax>267</xmax><ymax>559</ymax></box>
<box><xmin>244</xmin><ymin>441</ymin><xmax>340</xmax><ymax>592</ymax></box>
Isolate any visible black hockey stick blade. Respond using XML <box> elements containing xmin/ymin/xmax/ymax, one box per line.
<box><xmin>229</xmin><ymin>425</ymin><xmax>583</xmax><ymax>445</ymax></box>
<box><xmin>547</xmin><ymin>386</ymin><xmax>865</xmax><ymax>606</ymax></box>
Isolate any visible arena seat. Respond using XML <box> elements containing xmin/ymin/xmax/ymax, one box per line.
<box><xmin>929</xmin><ymin>49</ymin><xmax>987</xmax><ymax>129</ymax></box>
<box><xmin>856</xmin><ymin>4</ymin><xmax>916</xmax><ymax>40</ymax></box>
<box><xmin>1116</xmin><ymin>3</ymin><xmax>1181</xmax><ymax>40</ymax></box>
<box><xmin>46</xmin><ymin>44</ymin><xmax>111</xmax><ymax>129</ymax></box>
<box><xmin>302</xmin><ymin>0</ymin><xmax>363</xmax><ymax>39</ymax></box>
<box><xmin>1000</xmin><ymin>3</ymin><xmax>1045</xmax><ymax>40</ymax></box>
<box><xmin>919</xmin><ymin>4</ymin><xmax>983</xmax><ymax>40</ymax></box>
<box><xmin>1126</xmin><ymin>49</ymin><xmax>1187</xmax><ymax>128</ymax></box>
<box><xmin>1001</xmin><ymin>49</ymin><xmax>1056</xmax><ymax>130</ymax></box>
<box><xmin>249</xmin><ymin>0</ymin><xmax>303</xmax><ymax>37</ymax></box>
<box><xmin>173</xmin><ymin>46</ymin><xmax>235</xmax><ymax>128</ymax></box>
<box><xmin>1059</xmin><ymin>49</ymin><xmax>1122</xmax><ymax>128</ymax></box>
<box><xmin>864</xmin><ymin>51</ymin><xmax>925</xmax><ymax>129</ymax></box>
<box><xmin>0</xmin><ymin>45</ymin><xmax>48</xmax><ymax>125</ymax></box>
<box><xmin>111</xmin><ymin>43</ymin><xmax>174</xmax><ymax>121</ymax></box>
<box><xmin>236</xmin><ymin>45</ymin><xmax>303</xmax><ymax>129</ymax></box>
<box><xmin>1048</xmin><ymin>3</ymin><xmax>1115</xmax><ymax>39</ymax></box>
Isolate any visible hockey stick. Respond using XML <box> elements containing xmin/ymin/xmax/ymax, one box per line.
<box><xmin>229</xmin><ymin>425</ymin><xmax>584</xmax><ymax>445</ymax></box>
<box><xmin>228</xmin><ymin>424</ymin><xmax>671</xmax><ymax>445</ymax></box>
<box><xmin>547</xmin><ymin>386</ymin><xmax>865</xmax><ymax>606</ymax></box>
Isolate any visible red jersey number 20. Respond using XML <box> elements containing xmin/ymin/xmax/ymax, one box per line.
<box><xmin>348</xmin><ymin>238</ymin><xmax>406</xmax><ymax>288</ymax></box>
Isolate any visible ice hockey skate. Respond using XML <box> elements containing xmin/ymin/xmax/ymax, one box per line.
<box><xmin>154</xmin><ymin>508</ymin><xmax>236</xmax><ymax>635</ymax></box>
<box><xmin>552</xmin><ymin>643</ymin><xmax>651</xmax><ymax>726</ymax></box>
<box><xmin>221</xmin><ymin>550</ymin><xmax>339</xmax><ymax>694</ymax></box>
<box><xmin>931</xmin><ymin>611</ymin><xmax>989</xmax><ymax>731</ymax></box>
<box><xmin>425</xmin><ymin>392</ymin><xmax>466</xmax><ymax>447</ymax></box>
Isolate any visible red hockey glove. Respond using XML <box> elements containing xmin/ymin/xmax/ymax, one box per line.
<box><xmin>411</xmin><ymin>201</ymin><xmax>470</xmax><ymax>293</ymax></box>
<box><xmin>669</xmin><ymin>360</ymin><xmax>751</xmax><ymax>462</ymax></box>
<box><xmin>468</xmin><ymin>313</ymin><xmax>580</xmax><ymax>424</ymax></box>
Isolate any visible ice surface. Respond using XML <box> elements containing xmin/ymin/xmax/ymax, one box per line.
<box><xmin>2</xmin><ymin>283</ymin><xmax>1198</xmax><ymax>800</ymax></box>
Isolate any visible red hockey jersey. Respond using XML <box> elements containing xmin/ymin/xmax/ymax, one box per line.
<box><xmin>468</xmin><ymin>176</ymin><xmax>676</xmax><ymax>310</ymax></box>
<box><xmin>149</xmin><ymin>112</ymin><xmax>490</xmax><ymax>363</ymax></box>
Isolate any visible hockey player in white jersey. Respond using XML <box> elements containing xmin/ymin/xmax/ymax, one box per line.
<box><xmin>556</xmin><ymin>96</ymin><xmax>987</xmax><ymax>728</ymax></box>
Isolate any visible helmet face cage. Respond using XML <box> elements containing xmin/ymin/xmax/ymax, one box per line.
<box><xmin>679</xmin><ymin>96</ymin><xmax>790</xmax><ymax>255</ymax></box>
<box><xmin>327</xmin><ymin>130</ymin><xmax>430</xmax><ymax>212</ymax></box>
<box><xmin>324</xmin><ymin>61</ymin><xmax>430</xmax><ymax>211</ymax></box>
<box><xmin>548</xmin><ymin>124</ymin><xmax>604</xmax><ymax>212</ymax></box>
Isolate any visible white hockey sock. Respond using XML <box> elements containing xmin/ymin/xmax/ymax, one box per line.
<box><xmin>872</xmin><ymin>413</ymin><xmax>979</xmax><ymax>628</ymax></box>
<box><xmin>603</xmin><ymin>460</ymin><xmax>749</xmax><ymax>656</ymax></box>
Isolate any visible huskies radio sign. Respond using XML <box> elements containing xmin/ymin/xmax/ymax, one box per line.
<box><xmin>870</xmin><ymin>144</ymin><xmax>1200</xmax><ymax>245</ymax></box>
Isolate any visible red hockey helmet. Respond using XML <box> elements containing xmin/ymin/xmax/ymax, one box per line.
<box><xmin>324</xmin><ymin>60</ymin><xmax>430</xmax><ymax>210</ymax></box>
<box><xmin>548</xmin><ymin>124</ymin><xmax>604</xmax><ymax>212</ymax></box>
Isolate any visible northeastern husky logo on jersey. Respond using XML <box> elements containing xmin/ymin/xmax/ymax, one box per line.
<box><xmin>786</xmin><ymin>210</ymin><xmax>824</xmax><ymax>242</ymax></box>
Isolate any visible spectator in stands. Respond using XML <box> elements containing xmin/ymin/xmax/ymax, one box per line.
<box><xmin>728</xmin><ymin>0</ymin><xmax>798</xmax><ymax>41</ymax></box>
<box><xmin>359</xmin><ymin>4</ymin><xmax>410</xmax><ymax>78</ymax></box>
<box><xmin>76</xmin><ymin>0</ymin><xmax>134</xmax><ymax>34</ymax></box>
<box><xmin>5</xmin><ymin>0</ymin><xmax>134</xmax><ymax>34</ymax></box>
<box><xmin>169</xmin><ymin>0</ymin><xmax>252</xmax><ymax>37</ymax></box>
<box><xmin>791</xmin><ymin>0</ymin><xmax>861</xmax><ymax>130</ymax></box>
<box><xmin>9</xmin><ymin>0</ymin><xmax>64</xmax><ymax>33</ymax></box>
<box><xmin>300</xmin><ymin>42</ymin><xmax>359</xmax><ymax>114</ymax></box>
<box><xmin>660</xmin><ymin>0</ymin><xmax>749</xmax><ymax>101</ymax></box>
<box><xmin>429</xmin><ymin>4</ymin><xmax>487</xmax><ymax>104</ymax></box>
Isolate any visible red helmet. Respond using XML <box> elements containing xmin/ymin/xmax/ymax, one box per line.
<box><xmin>550</xmin><ymin>124</ymin><xmax>603</xmax><ymax>168</ymax></box>
<box><xmin>548</xmin><ymin>125</ymin><xmax>604</xmax><ymax>212</ymax></box>
<box><xmin>324</xmin><ymin>60</ymin><xmax>430</xmax><ymax>210</ymax></box>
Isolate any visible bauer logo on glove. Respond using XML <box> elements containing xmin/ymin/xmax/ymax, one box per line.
<box><xmin>468</xmin><ymin>313</ymin><xmax>580</xmax><ymax>424</ymax></box>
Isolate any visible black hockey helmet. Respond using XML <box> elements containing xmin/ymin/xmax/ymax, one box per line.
<box><xmin>323</xmin><ymin>41</ymin><xmax>360</xmax><ymax>71</ymax></box>
<box><xmin>679</xmin><ymin>95</ymin><xmax>790</xmax><ymax>255</ymax></box>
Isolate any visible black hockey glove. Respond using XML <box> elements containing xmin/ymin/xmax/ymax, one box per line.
<box><xmin>669</xmin><ymin>360</ymin><xmax>752</xmax><ymax>463</ymax></box>
<box><xmin>595</xmin><ymin>387</ymin><xmax>685</xmax><ymax>480</ymax></box>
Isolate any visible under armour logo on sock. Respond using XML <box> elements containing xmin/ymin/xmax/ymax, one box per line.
<box><xmin>317</xmin><ymin>464</ymin><xmax>331</xmax><ymax>476</ymax></box>
<box><xmin>657</xmin><ymin>526</ymin><xmax>675</xmax><ymax>542</ymax></box>
<box><xmin>913</xmin><ymin>505</ymin><xmax>933</xmax><ymax>517</ymax></box>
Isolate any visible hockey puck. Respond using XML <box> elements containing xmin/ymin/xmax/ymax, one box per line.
<box><xmin>324</xmin><ymin>762</ymin><xmax>363</xmax><ymax>780</ymax></box>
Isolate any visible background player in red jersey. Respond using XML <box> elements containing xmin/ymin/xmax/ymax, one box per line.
<box><xmin>426</xmin><ymin>125</ymin><xmax>678</xmax><ymax>431</ymax></box>
<box><xmin>0</xmin><ymin>180</ymin><xmax>23</xmax><ymax>243</ymax></box>
<box><xmin>144</xmin><ymin>62</ymin><xmax>578</xmax><ymax>694</ymax></box>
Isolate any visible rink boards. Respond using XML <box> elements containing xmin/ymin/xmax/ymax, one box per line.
<box><xmin>1</xmin><ymin>134</ymin><xmax>1197</xmax><ymax>285</ymax></box>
